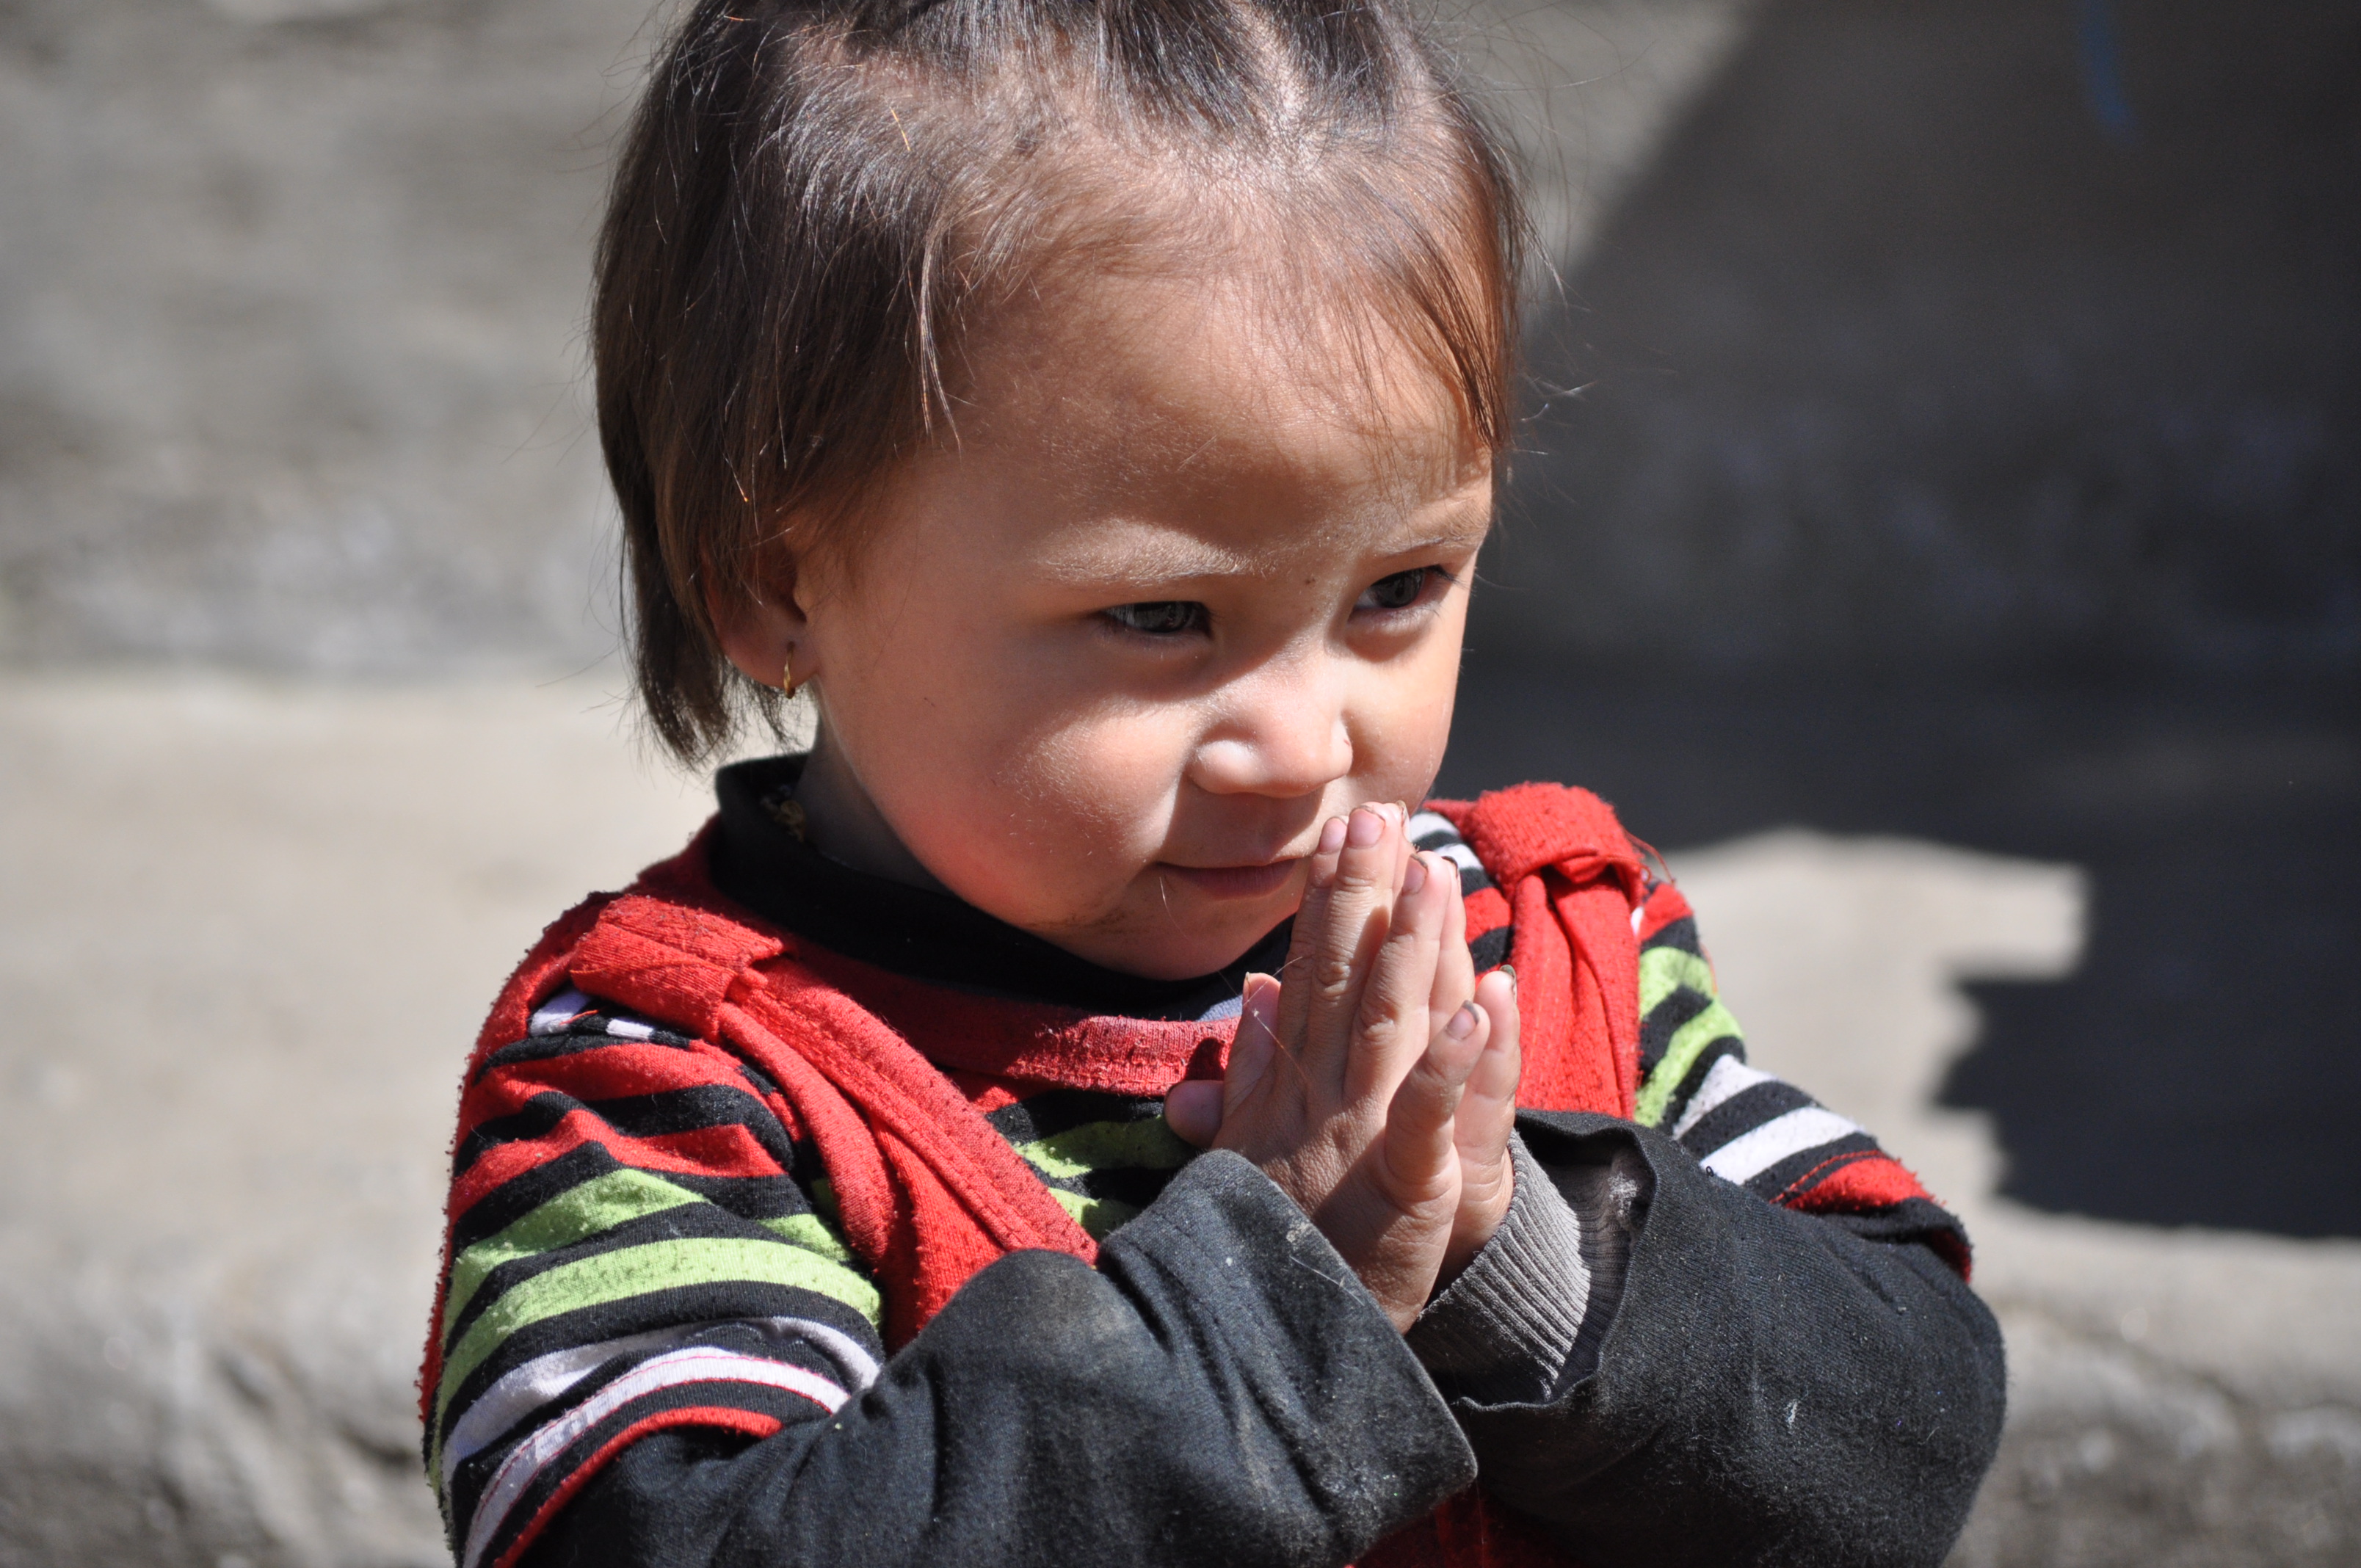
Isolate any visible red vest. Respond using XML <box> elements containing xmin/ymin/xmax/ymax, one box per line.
<box><xmin>439</xmin><ymin>783</ymin><xmax>1653</xmax><ymax>1567</ymax></box>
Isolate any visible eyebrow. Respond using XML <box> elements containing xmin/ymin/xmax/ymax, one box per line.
<box><xmin>1027</xmin><ymin>534</ymin><xmax>1257</xmax><ymax>587</ymax></box>
<box><xmin>1030</xmin><ymin>512</ymin><xmax>1490</xmax><ymax>589</ymax></box>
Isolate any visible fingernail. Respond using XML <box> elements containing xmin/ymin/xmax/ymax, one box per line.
<box><xmin>1446</xmin><ymin>1002</ymin><xmax>1480</xmax><ymax>1040</ymax></box>
<box><xmin>1499</xmin><ymin>963</ymin><xmax>1517</xmax><ymax>992</ymax></box>
<box><xmin>1319</xmin><ymin>816</ymin><xmax>1347</xmax><ymax>854</ymax></box>
<box><xmin>1401</xmin><ymin>854</ymin><xmax>1429</xmax><ymax>893</ymax></box>
<box><xmin>1347</xmin><ymin>806</ymin><xmax>1384</xmax><ymax>847</ymax></box>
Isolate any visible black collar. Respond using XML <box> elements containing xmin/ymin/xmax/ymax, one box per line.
<box><xmin>708</xmin><ymin>755</ymin><xmax>1289</xmax><ymax>1022</ymax></box>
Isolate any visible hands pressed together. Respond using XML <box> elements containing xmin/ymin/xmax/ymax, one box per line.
<box><xmin>1164</xmin><ymin>803</ymin><xmax>1521</xmax><ymax>1332</ymax></box>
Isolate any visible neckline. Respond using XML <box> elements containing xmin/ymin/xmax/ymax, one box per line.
<box><xmin>708</xmin><ymin>755</ymin><xmax>1288</xmax><ymax>1022</ymax></box>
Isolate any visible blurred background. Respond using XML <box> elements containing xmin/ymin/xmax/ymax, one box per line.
<box><xmin>0</xmin><ymin>1</ymin><xmax>2354</xmax><ymax>1564</ymax></box>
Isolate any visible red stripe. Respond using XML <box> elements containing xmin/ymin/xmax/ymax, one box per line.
<box><xmin>485</xmin><ymin>1404</ymin><xmax>783</xmax><ymax>1568</ymax></box>
<box><xmin>457</xmin><ymin>1040</ymin><xmax>760</xmax><ymax>1142</ymax></box>
<box><xmin>1636</xmin><ymin>881</ymin><xmax>1693</xmax><ymax>944</ymax></box>
<box><xmin>1462</xmin><ymin>885</ymin><xmax>1512</xmax><ymax>938</ymax></box>
<box><xmin>448</xmin><ymin>1107</ymin><xmax>786</xmax><ymax>1222</ymax></box>
<box><xmin>1779</xmin><ymin>1150</ymin><xmax>1933</xmax><ymax>1211</ymax></box>
<box><xmin>1778</xmin><ymin>1154</ymin><xmax>1969</xmax><ymax>1277</ymax></box>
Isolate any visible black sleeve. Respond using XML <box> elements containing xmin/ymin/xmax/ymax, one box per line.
<box><xmin>522</xmin><ymin>1150</ymin><xmax>1476</xmax><ymax>1568</ymax></box>
<box><xmin>1441</xmin><ymin>1111</ymin><xmax>2006</xmax><ymax>1568</ymax></box>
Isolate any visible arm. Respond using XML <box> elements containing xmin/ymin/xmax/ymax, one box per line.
<box><xmin>434</xmin><ymin>997</ymin><xmax>1471</xmax><ymax>1568</ymax></box>
<box><xmin>524</xmin><ymin>1152</ymin><xmax>1473</xmax><ymax>1568</ymax></box>
<box><xmin>1415</xmin><ymin>1116</ymin><xmax>2003</xmax><ymax>1568</ymax></box>
<box><xmin>1403</xmin><ymin>885</ymin><xmax>2006</xmax><ymax>1567</ymax></box>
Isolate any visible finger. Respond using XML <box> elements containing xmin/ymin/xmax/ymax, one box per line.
<box><xmin>1379</xmin><ymin>998</ymin><xmax>1490</xmax><ymax>1204</ymax></box>
<box><xmin>1349</xmin><ymin>849</ymin><xmax>1451</xmax><ymax>1103</ymax></box>
<box><xmin>1454</xmin><ymin>967</ymin><xmax>1523</xmax><ymax>1172</ymax></box>
<box><xmin>1443</xmin><ymin>969</ymin><xmax>1522</xmax><ymax>1274</ymax></box>
<box><xmin>1427</xmin><ymin>856</ymin><xmax>1473</xmax><ymax>1035</ymax></box>
<box><xmin>1299</xmin><ymin>804</ymin><xmax>1401</xmax><ymax>1085</ymax></box>
<box><xmin>1274</xmin><ymin>815</ymin><xmax>1348</xmax><ymax>1063</ymax></box>
<box><xmin>1162</xmin><ymin>1079</ymin><xmax>1222</xmax><ymax>1147</ymax></box>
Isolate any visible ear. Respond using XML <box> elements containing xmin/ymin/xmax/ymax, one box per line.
<box><xmin>706</xmin><ymin>553</ymin><xmax>814</xmax><ymax>692</ymax></box>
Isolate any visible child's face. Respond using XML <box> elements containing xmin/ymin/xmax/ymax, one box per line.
<box><xmin>779</xmin><ymin>266</ymin><xmax>1491</xmax><ymax>981</ymax></box>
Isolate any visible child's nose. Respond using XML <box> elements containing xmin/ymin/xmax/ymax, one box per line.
<box><xmin>1188</xmin><ymin>680</ymin><xmax>1354</xmax><ymax>799</ymax></box>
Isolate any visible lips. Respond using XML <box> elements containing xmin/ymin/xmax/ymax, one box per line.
<box><xmin>1156</xmin><ymin>857</ymin><xmax>1303</xmax><ymax>900</ymax></box>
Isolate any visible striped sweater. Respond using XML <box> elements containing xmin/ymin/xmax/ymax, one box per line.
<box><xmin>425</xmin><ymin>773</ymin><xmax>1995</xmax><ymax>1568</ymax></box>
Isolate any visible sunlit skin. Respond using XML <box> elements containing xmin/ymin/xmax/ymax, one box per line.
<box><xmin>714</xmin><ymin>258</ymin><xmax>1522</xmax><ymax>1326</ymax></box>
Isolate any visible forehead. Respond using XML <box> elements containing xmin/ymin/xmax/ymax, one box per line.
<box><xmin>922</xmin><ymin>261</ymin><xmax>1490</xmax><ymax>566</ymax></box>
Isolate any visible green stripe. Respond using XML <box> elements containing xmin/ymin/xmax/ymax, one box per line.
<box><xmin>437</xmin><ymin>1236</ymin><xmax>882</xmax><ymax>1426</ymax></box>
<box><xmin>443</xmin><ymin>1168</ymin><xmax>705</xmax><ymax>1334</ymax></box>
<box><xmin>1011</xmin><ymin>1118</ymin><xmax>1193</xmax><ymax>1182</ymax></box>
<box><xmin>1633</xmin><ymin>1002</ymin><xmax>1744</xmax><ymax>1128</ymax></box>
<box><xmin>1045</xmin><ymin>1185</ymin><xmax>1142</xmax><ymax>1239</ymax></box>
<box><xmin>759</xmin><ymin>1211</ymin><xmax>862</xmax><ymax>1271</ymax></box>
<box><xmin>1639</xmin><ymin>945</ymin><xmax>1716</xmax><ymax>1017</ymax></box>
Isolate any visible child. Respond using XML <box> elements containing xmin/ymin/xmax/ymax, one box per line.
<box><xmin>423</xmin><ymin>0</ymin><xmax>2004</xmax><ymax>1563</ymax></box>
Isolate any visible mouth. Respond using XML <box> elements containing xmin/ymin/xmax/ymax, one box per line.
<box><xmin>1155</xmin><ymin>857</ymin><xmax>1304</xmax><ymax>900</ymax></box>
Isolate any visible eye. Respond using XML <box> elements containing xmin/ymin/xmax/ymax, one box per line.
<box><xmin>1356</xmin><ymin>567</ymin><xmax>1435</xmax><ymax>613</ymax></box>
<box><xmin>1104</xmin><ymin>600</ymin><xmax>1208</xmax><ymax>636</ymax></box>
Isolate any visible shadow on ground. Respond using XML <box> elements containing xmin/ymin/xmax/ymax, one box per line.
<box><xmin>1437</xmin><ymin>664</ymin><xmax>2361</xmax><ymax>1240</ymax></box>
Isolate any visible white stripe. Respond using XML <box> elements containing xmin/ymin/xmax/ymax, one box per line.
<box><xmin>1407</xmin><ymin>810</ymin><xmax>1457</xmax><ymax>842</ymax></box>
<box><xmin>1699</xmin><ymin>1107</ymin><xmax>1865</xmax><ymax>1186</ymax></box>
<box><xmin>529</xmin><ymin>989</ymin><xmax>591</xmax><ymax>1037</ymax></box>
<box><xmin>1672</xmin><ymin>1056</ymin><xmax>1778</xmax><ymax>1141</ymax></box>
<box><xmin>1631</xmin><ymin>904</ymin><xmax>1645</xmax><ymax>935</ymax></box>
<box><xmin>1435</xmin><ymin>841</ymin><xmax>1484</xmax><ymax>878</ymax></box>
<box><xmin>603</xmin><ymin>1015</ymin><xmax>656</xmax><ymax>1042</ymax></box>
<box><xmin>443</xmin><ymin>1317</ymin><xmax>878</xmax><ymax>1492</ymax></box>
<box><xmin>461</xmin><ymin>1346</ymin><xmax>849</xmax><ymax>1568</ymax></box>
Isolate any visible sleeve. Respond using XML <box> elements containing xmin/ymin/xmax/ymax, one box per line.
<box><xmin>430</xmin><ymin>994</ymin><xmax>1476</xmax><ymax>1568</ymax></box>
<box><xmin>1404</xmin><ymin>885</ymin><xmax>2007</xmax><ymax>1568</ymax></box>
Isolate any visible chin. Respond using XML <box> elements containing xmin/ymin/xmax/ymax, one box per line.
<box><xmin>1128</xmin><ymin>904</ymin><xmax>1291</xmax><ymax>981</ymax></box>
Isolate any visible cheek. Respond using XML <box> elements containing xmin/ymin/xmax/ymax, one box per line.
<box><xmin>1354</xmin><ymin>626</ymin><xmax>1465</xmax><ymax>801</ymax></box>
<box><xmin>990</xmin><ymin>721</ymin><xmax>1185</xmax><ymax>857</ymax></box>
<box><xmin>855</xmin><ymin>659</ymin><xmax>1199</xmax><ymax>918</ymax></box>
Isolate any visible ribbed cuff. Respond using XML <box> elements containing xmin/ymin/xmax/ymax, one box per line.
<box><xmin>1407</xmin><ymin>1135</ymin><xmax>1591</xmax><ymax>1405</ymax></box>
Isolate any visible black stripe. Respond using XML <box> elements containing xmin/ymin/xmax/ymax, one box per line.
<box><xmin>454</xmin><ymin>1365</ymin><xmax>836</xmax><ymax>1561</ymax></box>
<box><xmin>1410</xmin><ymin>820</ymin><xmax>1495</xmax><ymax>893</ymax></box>
<box><xmin>442</xmin><ymin>1204</ymin><xmax>808</xmax><ymax>1356</ymax></box>
<box><xmin>1738</xmin><ymin>1133</ymin><xmax>1882</xmax><ymax>1201</ymax></box>
<box><xmin>1680</xmin><ymin>1080</ymin><xmax>1818</xmax><ymax>1159</ymax></box>
<box><xmin>1650</xmin><ymin>1037</ymin><xmax>1744</xmax><ymax>1133</ymax></box>
<box><xmin>446</xmin><ymin>1317</ymin><xmax>871</xmax><ymax>1531</ymax></box>
<box><xmin>1642</xmin><ymin>915</ymin><xmax>1701</xmax><ymax>955</ymax></box>
<box><xmin>454</xmin><ymin>1093</ymin><xmax>575</xmax><ymax>1179</ymax></box>
<box><xmin>1810</xmin><ymin>1193</ymin><xmax>1969</xmax><ymax>1255</ymax></box>
<box><xmin>1469</xmin><ymin>925</ymin><xmax>1511</xmax><ymax>972</ymax></box>
<box><xmin>481</xmin><ymin>1025</ymin><xmax>697</xmax><ymax>1074</ymax></box>
<box><xmin>439</xmin><ymin>1274</ymin><xmax>878</xmax><ymax>1451</ymax></box>
<box><xmin>985</xmin><ymin>1089</ymin><xmax>1164</xmax><ymax>1144</ymax></box>
<box><xmin>1023</xmin><ymin>1160</ymin><xmax>1186</xmax><ymax>1212</ymax></box>
<box><xmin>452</xmin><ymin>1140</ymin><xmax>822</xmax><ymax>1263</ymax></box>
<box><xmin>1639</xmin><ymin>986</ymin><xmax>1717</xmax><ymax>1074</ymax></box>
<box><xmin>449</xmin><ymin>1141</ymin><xmax>628</xmax><ymax>1255</ymax></box>
<box><xmin>583</xmin><ymin>1084</ymin><xmax>802</xmax><ymax>1170</ymax></box>
<box><xmin>454</xmin><ymin>1080</ymin><xmax>800</xmax><ymax>1183</ymax></box>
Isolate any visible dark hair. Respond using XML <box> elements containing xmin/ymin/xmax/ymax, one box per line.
<box><xmin>595</xmin><ymin>0</ymin><xmax>1529</xmax><ymax>763</ymax></box>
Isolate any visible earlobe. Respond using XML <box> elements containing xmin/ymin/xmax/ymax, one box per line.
<box><xmin>706</xmin><ymin>559</ymin><xmax>814</xmax><ymax>692</ymax></box>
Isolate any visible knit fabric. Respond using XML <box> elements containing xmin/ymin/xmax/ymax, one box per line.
<box><xmin>1407</xmin><ymin>1137</ymin><xmax>1595</xmax><ymax>1407</ymax></box>
<box><xmin>421</xmin><ymin>780</ymin><xmax>1974</xmax><ymax>1568</ymax></box>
